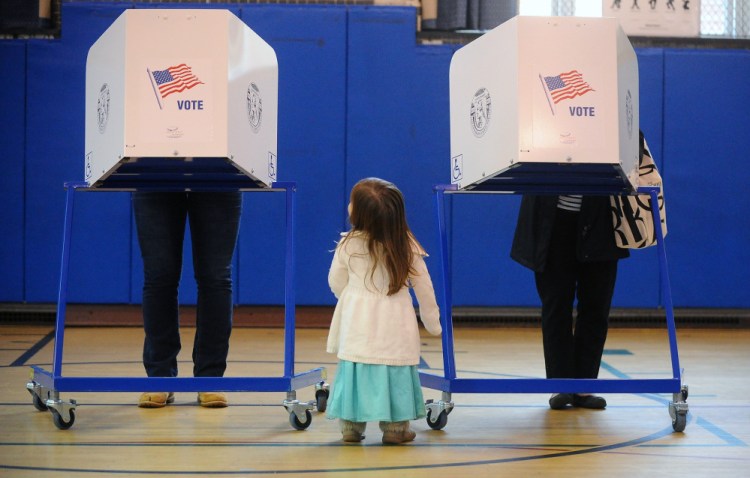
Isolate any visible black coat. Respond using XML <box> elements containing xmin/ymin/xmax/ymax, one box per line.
<box><xmin>510</xmin><ymin>195</ymin><xmax>629</xmax><ymax>273</ymax></box>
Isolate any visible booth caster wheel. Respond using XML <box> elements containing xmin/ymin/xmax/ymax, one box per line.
<box><xmin>669</xmin><ymin>395</ymin><xmax>689</xmax><ymax>433</ymax></box>
<box><xmin>672</xmin><ymin>413</ymin><xmax>687</xmax><ymax>433</ymax></box>
<box><xmin>425</xmin><ymin>395</ymin><xmax>453</xmax><ymax>431</ymax></box>
<box><xmin>284</xmin><ymin>392</ymin><xmax>315</xmax><ymax>430</ymax></box>
<box><xmin>289</xmin><ymin>410</ymin><xmax>312</xmax><ymax>430</ymax></box>
<box><xmin>32</xmin><ymin>392</ymin><xmax>49</xmax><ymax>411</ymax></box>
<box><xmin>315</xmin><ymin>388</ymin><xmax>329</xmax><ymax>413</ymax></box>
<box><xmin>50</xmin><ymin>408</ymin><xmax>75</xmax><ymax>430</ymax></box>
<box><xmin>27</xmin><ymin>380</ymin><xmax>49</xmax><ymax>411</ymax></box>
<box><xmin>426</xmin><ymin>409</ymin><xmax>449</xmax><ymax>430</ymax></box>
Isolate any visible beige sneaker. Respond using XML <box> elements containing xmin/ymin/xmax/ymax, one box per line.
<box><xmin>197</xmin><ymin>392</ymin><xmax>228</xmax><ymax>408</ymax></box>
<box><xmin>138</xmin><ymin>392</ymin><xmax>174</xmax><ymax>408</ymax></box>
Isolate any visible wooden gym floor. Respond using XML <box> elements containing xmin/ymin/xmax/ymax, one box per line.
<box><xmin>1</xmin><ymin>323</ymin><xmax>748</xmax><ymax>477</ymax></box>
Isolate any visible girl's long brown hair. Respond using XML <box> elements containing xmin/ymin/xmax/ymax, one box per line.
<box><xmin>341</xmin><ymin>178</ymin><xmax>422</xmax><ymax>296</ymax></box>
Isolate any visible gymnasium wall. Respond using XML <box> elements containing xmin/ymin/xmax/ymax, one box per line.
<box><xmin>1</xmin><ymin>2</ymin><xmax>748</xmax><ymax>309</ymax></box>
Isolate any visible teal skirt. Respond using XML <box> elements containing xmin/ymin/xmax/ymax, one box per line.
<box><xmin>326</xmin><ymin>360</ymin><xmax>426</xmax><ymax>423</ymax></box>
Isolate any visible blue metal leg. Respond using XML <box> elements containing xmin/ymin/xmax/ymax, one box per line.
<box><xmin>419</xmin><ymin>185</ymin><xmax>457</xmax><ymax>389</ymax></box>
<box><xmin>279</xmin><ymin>181</ymin><xmax>296</xmax><ymax>380</ymax></box>
<box><xmin>644</xmin><ymin>188</ymin><xmax>681</xmax><ymax>381</ymax></box>
<box><xmin>52</xmin><ymin>183</ymin><xmax>77</xmax><ymax>380</ymax></box>
<box><xmin>271</xmin><ymin>181</ymin><xmax>325</xmax><ymax>430</ymax></box>
<box><xmin>29</xmin><ymin>182</ymin><xmax>86</xmax><ymax>428</ymax></box>
<box><xmin>641</xmin><ymin>186</ymin><xmax>689</xmax><ymax>432</ymax></box>
<box><xmin>422</xmin><ymin>185</ymin><xmax>458</xmax><ymax>429</ymax></box>
<box><xmin>436</xmin><ymin>185</ymin><xmax>457</xmax><ymax>381</ymax></box>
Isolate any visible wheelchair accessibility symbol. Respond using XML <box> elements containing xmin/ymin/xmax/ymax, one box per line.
<box><xmin>451</xmin><ymin>155</ymin><xmax>463</xmax><ymax>183</ymax></box>
<box><xmin>268</xmin><ymin>152</ymin><xmax>277</xmax><ymax>180</ymax></box>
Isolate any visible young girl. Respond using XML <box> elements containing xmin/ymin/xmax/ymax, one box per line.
<box><xmin>326</xmin><ymin>177</ymin><xmax>442</xmax><ymax>445</ymax></box>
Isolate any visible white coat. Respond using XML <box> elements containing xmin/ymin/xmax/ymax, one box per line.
<box><xmin>326</xmin><ymin>232</ymin><xmax>442</xmax><ymax>366</ymax></box>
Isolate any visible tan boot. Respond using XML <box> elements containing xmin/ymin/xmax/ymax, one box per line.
<box><xmin>380</xmin><ymin>421</ymin><xmax>416</xmax><ymax>445</ymax></box>
<box><xmin>197</xmin><ymin>392</ymin><xmax>228</xmax><ymax>408</ymax></box>
<box><xmin>340</xmin><ymin>419</ymin><xmax>366</xmax><ymax>443</ymax></box>
<box><xmin>138</xmin><ymin>392</ymin><xmax>174</xmax><ymax>408</ymax></box>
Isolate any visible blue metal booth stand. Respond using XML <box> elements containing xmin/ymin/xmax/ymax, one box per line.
<box><xmin>25</xmin><ymin>165</ymin><xmax>328</xmax><ymax>430</ymax></box>
<box><xmin>419</xmin><ymin>180</ymin><xmax>689</xmax><ymax>433</ymax></box>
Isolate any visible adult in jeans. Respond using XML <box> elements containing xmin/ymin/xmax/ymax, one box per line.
<box><xmin>133</xmin><ymin>191</ymin><xmax>242</xmax><ymax>408</ymax></box>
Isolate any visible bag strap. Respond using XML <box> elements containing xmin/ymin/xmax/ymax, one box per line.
<box><xmin>639</xmin><ymin>130</ymin><xmax>645</xmax><ymax>164</ymax></box>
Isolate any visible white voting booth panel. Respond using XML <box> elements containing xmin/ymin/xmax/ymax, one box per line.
<box><xmin>85</xmin><ymin>9</ymin><xmax>278</xmax><ymax>188</ymax></box>
<box><xmin>449</xmin><ymin>16</ymin><xmax>639</xmax><ymax>192</ymax></box>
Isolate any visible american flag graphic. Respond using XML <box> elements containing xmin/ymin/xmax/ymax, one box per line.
<box><xmin>151</xmin><ymin>63</ymin><xmax>204</xmax><ymax>99</ymax></box>
<box><xmin>543</xmin><ymin>70</ymin><xmax>594</xmax><ymax>104</ymax></box>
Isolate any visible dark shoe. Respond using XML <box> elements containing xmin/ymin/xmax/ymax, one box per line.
<box><xmin>197</xmin><ymin>392</ymin><xmax>228</xmax><ymax>408</ymax></box>
<box><xmin>548</xmin><ymin>393</ymin><xmax>574</xmax><ymax>410</ymax></box>
<box><xmin>573</xmin><ymin>394</ymin><xmax>607</xmax><ymax>409</ymax></box>
<box><xmin>382</xmin><ymin>428</ymin><xmax>416</xmax><ymax>445</ymax></box>
<box><xmin>138</xmin><ymin>392</ymin><xmax>174</xmax><ymax>408</ymax></box>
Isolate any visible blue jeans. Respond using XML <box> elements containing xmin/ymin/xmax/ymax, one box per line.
<box><xmin>133</xmin><ymin>191</ymin><xmax>242</xmax><ymax>378</ymax></box>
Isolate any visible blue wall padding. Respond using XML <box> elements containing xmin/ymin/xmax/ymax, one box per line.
<box><xmin>24</xmin><ymin>3</ymin><xmax>133</xmax><ymax>302</ymax></box>
<box><xmin>5</xmin><ymin>2</ymin><xmax>750</xmax><ymax>308</ymax></box>
<box><xmin>635</xmin><ymin>48</ymin><xmax>665</xmax><ymax>163</ymax></box>
<box><xmin>663</xmin><ymin>49</ymin><xmax>750</xmax><ymax>307</ymax></box>
<box><xmin>345</xmin><ymin>7</ymin><xmax>422</xmax><ymax>213</ymax></box>
<box><xmin>346</xmin><ymin>7</ymin><xmax>458</xmax><ymax>305</ymax></box>
<box><xmin>409</xmin><ymin>44</ymin><xmax>461</xmax><ymax>305</ymax></box>
<box><xmin>0</xmin><ymin>43</ymin><xmax>27</xmax><ymax>302</ymax></box>
<box><xmin>134</xmin><ymin>2</ymin><xmax>238</xmax><ymax>12</ymax></box>
<box><xmin>238</xmin><ymin>5</ymin><xmax>348</xmax><ymax>305</ymax></box>
<box><xmin>56</xmin><ymin>2</ymin><xmax>132</xmax><ymax>303</ymax></box>
<box><xmin>610</xmin><ymin>48</ymin><xmax>665</xmax><ymax>307</ymax></box>
<box><xmin>235</xmin><ymin>192</ymin><xmax>287</xmax><ymax>305</ymax></box>
<box><xmin>449</xmin><ymin>194</ymin><xmax>534</xmax><ymax>307</ymax></box>
<box><xmin>24</xmin><ymin>34</ymin><xmax>81</xmax><ymax>302</ymax></box>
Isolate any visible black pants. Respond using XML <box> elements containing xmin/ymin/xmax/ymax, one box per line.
<box><xmin>534</xmin><ymin>209</ymin><xmax>618</xmax><ymax>380</ymax></box>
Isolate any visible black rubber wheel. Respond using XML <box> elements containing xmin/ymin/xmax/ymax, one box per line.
<box><xmin>50</xmin><ymin>408</ymin><xmax>75</xmax><ymax>430</ymax></box>
<box><xmin>672</xmin><ymin>413</ymin><xmax>687</xmax><ymax>432</ymax></box>
<box><xmin>426</xmin><ymin>409</ymin><xmax>448</xmax><ymax>430</ymax></box>
<box><xmin>32</xmin><ymin>393</ymin><xmax>48</xmax><ymax>412</ymax></box>
<box><xmin>315</xmin><ymin>389</ymin><xmax>329</xmax><ymax>413</ymax></box>
<box><xmin>289</xmin><ymin>410</ymin><xmax>312</xmax><ymax>430</ymax></box>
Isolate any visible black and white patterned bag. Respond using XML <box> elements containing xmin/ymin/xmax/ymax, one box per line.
<box><xmin>610</xmin><ymin>133</ymin><xmax>667</xmax><ymax>249</ymax></box>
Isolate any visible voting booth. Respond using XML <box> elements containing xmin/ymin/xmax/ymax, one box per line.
<box><xmin>449</xmin><ymin>16</ymin><xmax>640</xmax><ymax>193</ymax></box>
<box><xmin>27</xmin><ymin>9</ymin><xmax>328</xmax><ymax>431</ymax></box>
<box><xmin>420</xmin><ymin>16</ymin><xmax>688</xmax><ymax>433</ymax></box>
<box><xmin>84</xmin><ymin>9</ymin><xmax>278</xmax><ymax>189</ymax></box>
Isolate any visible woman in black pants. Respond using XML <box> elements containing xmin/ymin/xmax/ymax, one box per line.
<box><xmin>510</xmin><ymin>193</ymin><xmax>629</xmax><ymax>409</ymax></box>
